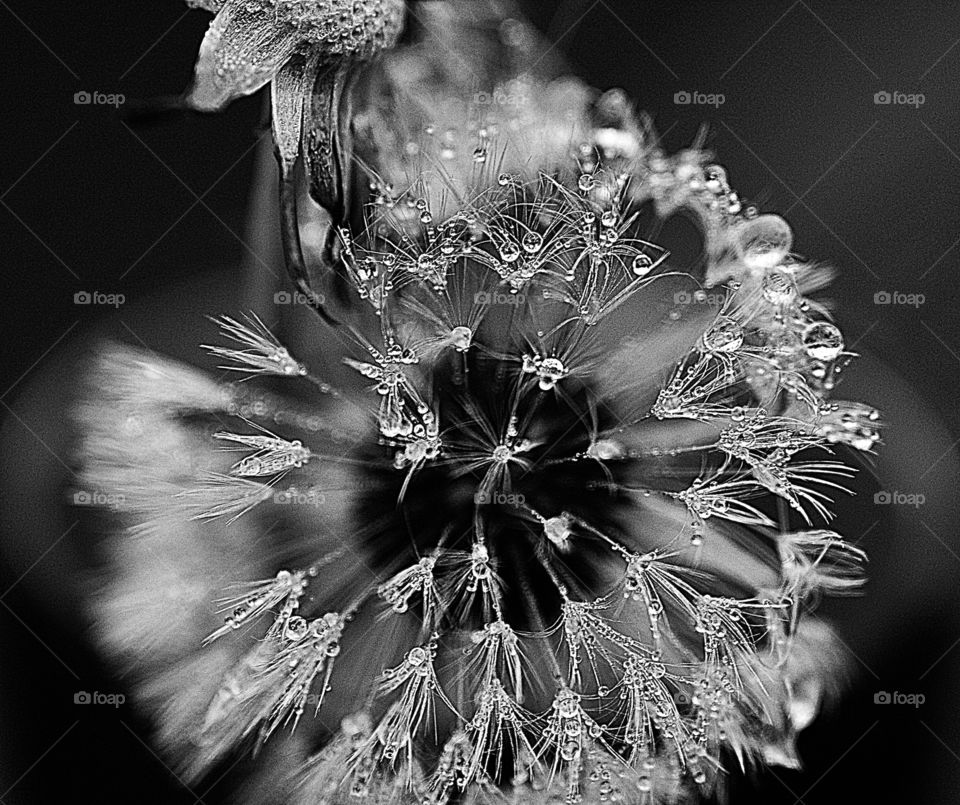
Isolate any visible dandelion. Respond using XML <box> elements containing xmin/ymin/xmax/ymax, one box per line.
<box><xmin>77</xmin><ymin>2</ymin><xmax>882</xmax><ymax>802</ymax></box>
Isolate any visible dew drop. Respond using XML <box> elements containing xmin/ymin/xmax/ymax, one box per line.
<box><xmin>449</xmin><ymin>326</ymin><xmax>473</xmax><ymax>352</ymax></box>
<box><xmin>761</xmin><ymin>269</ymin><xmax>797</xmax><ymax>305</ymax></box>
<box><xmin>521</xmin><ymin>232</ymin><xmax>543</xmax><ymax>253</ymax></box>
<box><xmin>737</xmin><ymin>214</ymin><xmax>792</xmax><ymax>269</ymax></box>
<box><xmin>543</xmin><ymin>514</ymin><xmax>573</xmax><ymax>547</ymax></box>
<box><xmin>802</xmin><ymin>321</ymin><xmax>844</xmax><ymax>361</ymax></box>
<box><xmin>560</xmin><ymin>740</ymin><xmax>580</xmax><ymax>762</ymax></box>
<box><xmin>632</xmin><ymin>253</ymin><xmax>654</xmax><ymax>276</ymax></box>
<box><xmin>499</xmin><ymin>241</ymin><xmax>521</xmax><ymax>263</ymax></box>
<box><xmin>702</xmin><ymin>317</ymin><xmax>744</xmax><ymax>353</ymax></box>
<box><xmin>284</xmin><ymin>616</ymin><xmax>308</xmax><ymax>641</ymax></box>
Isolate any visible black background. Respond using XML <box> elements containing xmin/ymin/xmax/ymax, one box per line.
<box><xmin>1</xmin><ymin>1</ymin><xmax>959</xmax><ymax>802</ymax></box>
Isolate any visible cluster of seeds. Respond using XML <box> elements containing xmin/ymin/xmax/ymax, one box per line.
<box><xmin>174</xmin><ymin>122</ymin><xmax>878</xmax><ymax>803</ymax></box>
<box><xmin>98</xmin><ymin>8</ymin><xmax>879</xmax><ymax>796</ymax></box>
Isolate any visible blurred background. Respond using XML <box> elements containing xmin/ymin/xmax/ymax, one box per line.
<box><xmin>1</xmin><ymin>1</ymin><xmax>958</xmax><ymax>801</ymax></box>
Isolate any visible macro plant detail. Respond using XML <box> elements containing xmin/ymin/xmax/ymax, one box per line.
<box><xmin>76</xmin><ymin>1</ymin><xmax>881</xmax><ymax>803</ymax></box>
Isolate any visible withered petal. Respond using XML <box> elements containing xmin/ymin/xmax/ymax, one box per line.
<box><xmin>186</xmin><ymin>3</ymin><xmax>300</xmax><ymax>111</ymax></box>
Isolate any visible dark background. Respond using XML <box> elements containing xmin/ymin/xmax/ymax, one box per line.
<box><xmin>1</xmin><ymin>1</ymin><xmax>959</xmax><ymax>802</ymax></box>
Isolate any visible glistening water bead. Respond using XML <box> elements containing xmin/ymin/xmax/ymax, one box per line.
<box><xmin>702</xmin><ymin>317</ymin><xmax>744</xmax><ymax>353</ymax></box>
<box><xmin>802</xmin><ymin>321</ymin><xmax>844</xmax><ymax>361</ymax></box>
<box><xmin>632</xmin><ymin>253</ymin><xmax>654</xmax><ymax>276</ymax></box>
<box><xmin>761</xmin><ymin>269</ymin><xmax>797</xmax><ymax>305</ymax></box>
<box><xmin>521</xmin><ymin>232</ymin><xmax>543</xmax><ymax>253</ymax></box>
<box><xmin>736</xmin><ymin>214</ymin><xmax>793</xmax><ymax>270</ymax></box>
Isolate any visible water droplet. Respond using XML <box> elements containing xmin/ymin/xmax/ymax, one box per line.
<box><xmin>589</xmin><ymin>439</ymin><xmax>624</xmax><ymax>460</ymax></box>
<box><xmin>737</xmin><ymin>214</ymin><xmax>792</xmax><ymax>269</ymax></box>
<box><xmin>632</xmin><ymin>253</ymin><xmax>654</xmax><ymax>276</ymax></box>
<box><xmin>802</xmin><ymin>321</ymin><xmax>843</xmax><ymax>361</ymax></box>
<box><xmin>499</xmin><ymin>241</ymin><xmax>521</xmax><ymax>263</ymax></box>
<box><xmin>449</xmin><ymin>326</ymin><xmax>473</xmax><ymax>352</ymax></box>
<box><xmin>761</xmin><ymin>269</ymin><xmax>797</xmax><ymax>305</ymax></box>
<box><xmin>578</xmin><ymin>174</ymin><xmax>595</xmax><ymax>192</ymax></box>
<box><xmin>702</xmin><ymin>317</ymin><xmax>744</xmax><ymax>353</ymax></box>
<box><xmin>284</xmin><ymin>616</ymin><xmax>308</xmax><ymax>641</ymax></box>
<box><xmin>560</xmin><ymin>740</ymin><xmax>580</xmax><ymax>761</ymax></box>
<box><xmin>544</xmin><ymin>514</ymin><xmax>573</xmax><ymax>547</ymax></box>
<box><xmin>521</xmin><ymin>231</ymin><xmax>543</xmax><ymax>253</ymax></box>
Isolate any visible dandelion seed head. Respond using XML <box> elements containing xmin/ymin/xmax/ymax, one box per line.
<box><xmin>77</xmin><ymin>11</ymin><xmax>883</xmax><ymax>802</ymax></box>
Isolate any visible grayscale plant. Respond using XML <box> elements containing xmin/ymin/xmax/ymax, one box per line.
<box><xmin>77</xmin><ymin>1</ymin><xmax>880</xmax><ymax>802</ymax></box>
